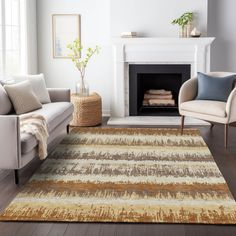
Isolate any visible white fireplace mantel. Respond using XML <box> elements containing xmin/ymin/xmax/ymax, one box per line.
<box><xmin>111</xmin><ymin>37</ymin><xmax>215</xmax><ymax>118</ymax></box>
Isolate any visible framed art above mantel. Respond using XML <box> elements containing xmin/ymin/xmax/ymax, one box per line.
<box><xmin>52</xmin><ymin>14</ymin><xmax>81</xmax><ymax>58</ymax></box>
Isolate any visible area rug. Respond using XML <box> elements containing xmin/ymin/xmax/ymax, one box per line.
<box><xmin>1</xmin><ymin>128</ymin><xmax>236</xmax><ymax>224</ymax></box>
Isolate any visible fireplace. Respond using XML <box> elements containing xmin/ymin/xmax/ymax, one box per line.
<box><xmin>129</xmin><ymin>64</ymin><xmax>191</xmax><ymax>116</ymax></box>
<box><xmin>110</xmin><ymin>37</ymin><xmax>214</xmax><ymax>118</ymax></box>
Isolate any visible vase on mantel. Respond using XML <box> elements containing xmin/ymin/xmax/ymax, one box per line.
<box><xmin>179</xmin><ymin>23</ymin><xmax>193</xmax><ymax>38</ymax></box>
<box><xmin>76</xmin><ymin>77</ymin><xmax>89</xmax><ymax>97</ymax></box>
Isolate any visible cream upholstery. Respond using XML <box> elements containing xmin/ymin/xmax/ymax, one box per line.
<box><xmin>179</xmin><ymin>72</ymin><xmax>236</xmax><ymax>147</ymax></box>
<box><xmin>180</xmin><ymin>100</ymin><xmax>227</xmax><ymax>118</ymax></box>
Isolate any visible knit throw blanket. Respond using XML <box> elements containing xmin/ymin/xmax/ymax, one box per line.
<box><xmin>20</xmin><ymin>114</ymin><xmax>49</xmax><ymax>160</ymax></box>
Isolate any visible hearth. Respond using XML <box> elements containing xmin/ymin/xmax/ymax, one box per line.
<box><xmin>129</xmin><ymin>64</ymin><xmax>191</xmax><ymax>116</ymax></box>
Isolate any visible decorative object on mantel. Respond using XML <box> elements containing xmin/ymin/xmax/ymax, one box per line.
<box><xmin>121</xmin><ymin>32</ymin><xmax>137</xmax><ymax>38</ymax></box>
<box><xmin>191</xmin><ymin>27</ymin><xmax>201</xmax><ymax>38</ymax></box>
<box><xmin>172</xmin><ymin>12</ymin><xmax>194</xmax><ymax>38</ymax></box>
<box><xmin>67</xmin><ymin>38</ymin><xmax>100</xmax><ymax>97</ymax></box>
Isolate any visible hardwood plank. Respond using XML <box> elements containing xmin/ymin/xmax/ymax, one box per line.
<box><xmin>0</xmin><ymin>222</ymin><xmax>24</xmax><ymax>236</ymax></box>
<box><xmin>15</xmin><ymin>222</ymin><xmax>38</xmax><ymax>236</ymax></box>
<box><xmin>115</xmin><ymin>224</ymin><xmax>132</xmax><ymax>236</ymax></box>
<box><xmin>47</xmin><ymin>223</ymin><xmax>68</xmax><ymax>236</ymax></box>
<box><xmin>184</xmin><ymin>225</ymin><xmax>209</xmax><ymax>236</ymax></box>
<box><xmin>85</xmin><ymin>223</ymin><xmax>101</xmax><ymax>236</ymax></box>
<box><xmin>33</xmin><ymin>223</ymin><xmax>53</xmax><ymax>236</ymax></box>
<box><xmin>206</xmin><ymin>225</ymin><xmax>236</xmax><ymax>236</ymax></box>
<box><xmin>98</xmin><ymin>223</ymin><xmax>117</xmax><ymax>236</ymax></box>
<box><xmin>144</xmin><ymin>224</ymin><xmax>185</xmax><ymax>236</ymax></box>
<box><xmin>64</xmin><ymin>223</ymin><xmax>88</xmax><ymax>236</ymax></box>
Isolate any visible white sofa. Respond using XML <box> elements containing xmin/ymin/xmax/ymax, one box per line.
<box><xmin>0</xmin><ymin>85</ymin><xmax>74</xmax><ymax>184</ymax></box>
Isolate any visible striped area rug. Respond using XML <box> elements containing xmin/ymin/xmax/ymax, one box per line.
<box><xmin>1</xmin><ymin>127</ymin><xmax>236</xmax><ymax>224</ymax></box>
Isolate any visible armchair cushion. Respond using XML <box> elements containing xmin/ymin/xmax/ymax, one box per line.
<box><xmin>180</xmin><ymin>100</ymin><xmax>227</xmax><ymax>118</ymax></box>
<box><xmin>196</xmin><ymin>72</ymin><xmax>236</xmax><ymax>102</ymax></box>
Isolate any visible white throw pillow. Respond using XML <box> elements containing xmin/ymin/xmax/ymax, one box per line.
<box><xmin>4</xmin><ymin>81</ymin><xmax>42</xmax><ymax>115</ymax></box>
<box><xmin>11</xmin><ymin>74</ymin><xmax>51</xmax><ymax>104</ymax></box>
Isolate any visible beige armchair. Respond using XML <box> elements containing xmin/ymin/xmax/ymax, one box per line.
<box><xmin>179</xmin><ymin>72</ymin><xmax>236</xmax><ymax>148</ymax></box>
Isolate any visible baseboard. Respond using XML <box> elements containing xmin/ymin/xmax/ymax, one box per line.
<box><xmin>107</xmin><ymin>116</ymin><xmax>210</xmax><ymax>126</ymax></box>
<box><xmin>102</xmin><ymin>109</ymin><xmax>111</xmax><ymax>117</ymax></box>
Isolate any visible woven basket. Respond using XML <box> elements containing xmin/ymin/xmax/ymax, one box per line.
<box><xmin>70</xmin><ymin>92</ymin><xmax>102</xmax><ymax>127</ymax></box>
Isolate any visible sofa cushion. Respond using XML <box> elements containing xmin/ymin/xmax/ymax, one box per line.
<box><xmin>20</xmin><ymin>102</ymin><xmax>73</xmax><ymax>154</ymax></box>
<box><xmin>11</xmin><ymin>74</ymin><xmax>51</xmax><ymax>104</ymax></box>
<box><xmin>4</xmin><ymin>81</ymin><xmax>42</xmax><ymax>115</ymax></box>
<box><xmin>196</xmin><ymin>72</ymin><xmax>236</xmax><ymax>102</ymax></box>
<box><xmin>180</xmin><ymin>100</ymin><xmax>227</xmax><ymax>118</ymax></box>
<box><xmin>0</xmin><ymin>84</ymin><xmax>13</xmax><ymax>115</ymax></box>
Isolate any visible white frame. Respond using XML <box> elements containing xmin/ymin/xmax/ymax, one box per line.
<box><xmin>52</xmin><ymin>14</ymin><xmax>81</xmax><ymax>59</ymax></box>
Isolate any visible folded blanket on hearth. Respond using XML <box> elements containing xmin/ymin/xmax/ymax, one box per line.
<box><xmin>147</xmin><ymin>89</ymin><xmax>172</xmax><ymax>95</ymax></box>
<box><xmin>149</xmin><ymin>99</ymin><xmax>175</xmax><ymax>106</ymax></box>
<box><xmin>144</xmin><ymin>94</ymin><xmax>173</xmax><ymax>99</ymax></box>
<box><xmin>20</xmin><ymin>114</ymin><xmax>49</xmax><ymax>160</ymax></box>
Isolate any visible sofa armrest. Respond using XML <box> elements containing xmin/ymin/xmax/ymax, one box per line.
<box><xmin>47</xmin><ymin>88</ymin><xmax>71</xmax><ymax>103</ymax></box>
<box><xmin>226</xmin><ymin>88</ymin><xmax>236</xmax><ymax>123</ymax></box>
<box><xmin>0</xmin><ymin>115</ymin><xmax>21</xmax><ymax>169</ymax></box>
<box><xmin>179</xmin><ymin>77</ymin><xmax>198</xmax><ymax>106</ymax></box>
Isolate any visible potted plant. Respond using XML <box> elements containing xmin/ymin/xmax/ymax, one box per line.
<box><xmin>67</xmin><ymin>38</ymin><xmax>100</xmax><ymax>97</ymax></box>
<box><xmin>172</xmin><ymin>12</ymin><xmax>194</xmax><ymax>38</ymax></box>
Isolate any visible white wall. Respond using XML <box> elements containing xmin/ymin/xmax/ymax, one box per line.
<box><xmin>111</xmin><ymin>0</ymin><xmax>208</xmax><ymax>37</ymax></box>
<box><xmin>37</xmin><ymin>0</ymin><xmax>112</xmax><ymax>115</ymax></box>
<box><xmin>37</xmin><ymin>0</ymin><xmax>208</xmax><ymax>115</ymax></box>
<box><xmin>208</xmin><ymin>0</ymin><xmax>236</xmax><ymax>72</ymax></box>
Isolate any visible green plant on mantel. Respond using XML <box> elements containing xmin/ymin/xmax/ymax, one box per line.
<box><xmin>172</xmin><ymin>12</ymin><xmax>194</xmax><ymax>28</ymax></box>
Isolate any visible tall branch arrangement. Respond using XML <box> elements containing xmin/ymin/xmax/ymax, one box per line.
<box><xmin>67</xmin><ymin>38</ymin><xmax>100</xmax><ymax>82</ymax></box>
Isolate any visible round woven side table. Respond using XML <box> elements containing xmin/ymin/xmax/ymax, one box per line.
<box><xmin>70</xmin><ymin>92</ymin><xmax>102</xmax><ymax>127</ymax></box>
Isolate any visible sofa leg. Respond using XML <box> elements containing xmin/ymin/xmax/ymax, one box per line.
<box><xmin>181</xmin><ymin>116</ymin><xmax>185</xmax><ymax>135</ymax></box>
<box><xmin>67</xmin><ymin>125</ymin><xmax>70</xmax><ymax>134</ymax></box>
<box><xmin>225</xmin><ymin>124</ymin><xmax>229</xmax><ymax>148</ymax></box>
<box><xmin>14</xmin><ymin>169</ymin><xmax>19</xmax><ymax>185</ymax></box>
<box><xmin>210</xmin><ymin>123</ymin><xmax>215</xmax><ymax>130</ymax></box>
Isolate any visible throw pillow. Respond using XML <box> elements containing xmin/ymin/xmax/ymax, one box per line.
<box><xmin>0</xmin><ymin>84</ymin><xmax>13</xmax><ymax>115</ymax></box>
<box><xmin>4</xmin><ymin>81</ymin><xmax>42</xmax><ymax>115</ymax></box>
<box><xmin>196</xmin><ymin>72</ymin><xmax>236</xmax><ymax>102</ymax></box>
<box><xmin>11</xmin><ymin>74</ymin><xmax>51</xmax><ymax>104</ymax></box>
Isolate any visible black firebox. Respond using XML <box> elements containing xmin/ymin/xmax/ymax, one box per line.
<box><xmin>129</xmin><ymin>64</ymin><xmax>191</xmax><ymax>116</ymax></box>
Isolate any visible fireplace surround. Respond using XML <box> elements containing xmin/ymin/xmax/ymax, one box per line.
<box><xmin>111</xmin><ymin>37</ymin><xmax>215</xmax><ymax>118</ymax></box>
<box><xmin>129</xmin><ymin>64</ymin><xmax>191</xmax><ymax>116</ymax></box>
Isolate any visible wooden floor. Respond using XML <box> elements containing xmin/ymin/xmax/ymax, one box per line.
<box><xmin>1</xmin><ymin>119</ymin><xmax>236</xmax><ymax>236</ymax></box>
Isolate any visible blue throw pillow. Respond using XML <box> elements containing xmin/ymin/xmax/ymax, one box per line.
<box><xmin>196</xmin><ymin>72</ymin><xmax>236</xmax><ymax>102</ymax></box>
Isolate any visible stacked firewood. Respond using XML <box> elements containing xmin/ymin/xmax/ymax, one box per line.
<box><xmin>143</xmin><ymin>89</ymin><xmax>175</xmax><ymax>106</ymax></box>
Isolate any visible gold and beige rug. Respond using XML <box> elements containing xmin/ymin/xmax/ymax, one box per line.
<box><xmin>1</xmin><ymin>128</ymin><xmax>236</xmax><ymax>224</ymax></box>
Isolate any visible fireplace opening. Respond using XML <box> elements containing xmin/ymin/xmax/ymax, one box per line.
<box><xmin>129</xmin><ymin>64</ymin><xmax>191</xmax><ymax>116</ymax></box>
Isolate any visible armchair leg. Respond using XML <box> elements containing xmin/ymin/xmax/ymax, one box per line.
<box><xmin>181</xmin><ymin>116</ymin><xmax>185</xmax><ymax>135</ymax></box>
<box><xmin>224</xmin><ymin>124</ymin><xmax>229</xmax><ymax>148</ymax></box>
<box><xmin>14</xmin><ymin>169</ymin><xmax>19</xmax><ymax>185</ymax></box>
<box><xmin>67</xmin><ymin>125</ymin><xmax>70</xmax><ymax>134</ymax></box>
